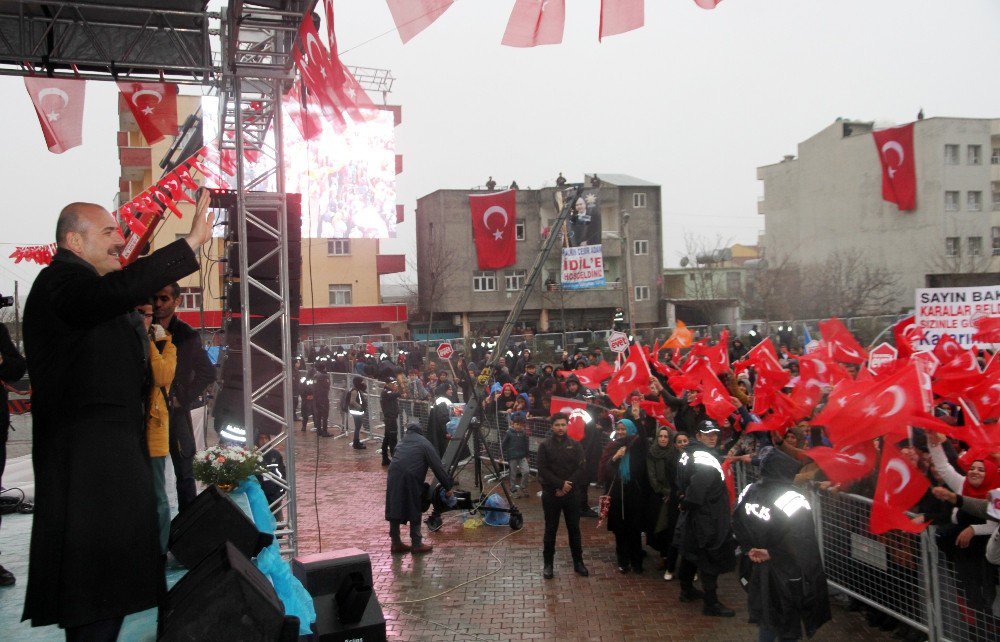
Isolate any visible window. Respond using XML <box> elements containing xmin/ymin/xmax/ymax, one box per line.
<box><xmin>945</xmin><ymin>191</ymin><xmax>960</xmax><ymax>211</ymax></box>
<box><xmin>967</xmin><ymin>191</ymin><xmax>982</xmax><ymax>212</ymax></box>
<box><xmin>473</xmin><ymin>271</ymin><xmax>497</xmax><ymax>292</ymax></box>
<box><xmin>327</xmin><ymin>239</ymin><xmax>351</xmax><ymax>255</ymax></box>
<box><xmin>634</xmin><ymin>285</ymin><xmax>650</xmax><ymax>301</ymax></box>
<box><xmin>968</xmin><ymin>237</ymin><xmax>982</xmax><ymax>257</ymax></box>
<box><xmin>944</xmin><ymin>144</ymin><xmax>960</xmax><ymax>165</ymax></box>
<box><xmin>945</xmin><ymin>237</ymin><xmax>960</xmax><ymax>257</ymax></box>
<box><xmin>993</xmin><ymin>227</ymin><xmax>1000</xmax><ymax>256</ymax></box>
<box><xmin>725</xmin><ymin>272</ymin><xmax>742</xmax><ymax>295</ymax></box>
<box><xmin>633</xmin><ymin>239</ymin><xmax>649</xmax><ymax>255</ymax></box>
<box><xmin>504</xmin><ymin>269</ymin><xmax>526</xmax><ymax>291</ymax></box>
<box><xmin>968</xmin><ymin>145</ymin><xmax>982</xmax><ymax>165</ymax></box>
<box><xmin>993</xmin><ymin>191</ymin><xmax>1000</xmax><ymax>211</ymax></box>
<box><xmin>328</xmin><ymin>284</ymin><xmax>352</xmax><ymax>306</ymax></box>
<box><xmin>178</xmin><ymin>287</ymin><xmax>202</xmax><ymax>311</ymax></box>
<box><xmin>515</xmin><ymin>219</ymin><xmax>525</xmax><ymax>241</ymax></box>
<box><xmin>632</xmin><ymin>192</ymin><xmax>647</xmax><ymax>208</ymax></box>
<box><xmin>992</xmin><ymin>148</ymin><xmax>1000</xmax><ymax>164</ymax></box>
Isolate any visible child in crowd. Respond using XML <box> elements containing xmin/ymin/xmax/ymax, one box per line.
<box><xmin>502</xmin><ymin>411</ymin><xmax>531</xmax><ymax>498</ymax></box>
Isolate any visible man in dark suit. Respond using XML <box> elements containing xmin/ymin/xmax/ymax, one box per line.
<box><xmin>152</xmin><ymin>281</ymin><xmax>216</xmax><ymax>510</ymax></box>
<box><xmin>21</xmin><ymin>195</ymin><xmax>214</xmax><ymax>640</ymax></box>
<box><xmin>0</xmin><ymin>320</ymin><xmax>26</xmax><ymax>586</ymax></box>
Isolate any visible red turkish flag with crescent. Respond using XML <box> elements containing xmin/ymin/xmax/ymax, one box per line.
<box><xmin>502</xmin><ymin>0</ymin><xmax>565</xmax><ymax>47</ymax></box>
<box><xmin>549</xmin><ymin>395</ymin><xmax>587</xmax><ymax>416</ymax></box>
<box><xmin>606</xmin><ymin>346</ymin><xmax>652</xmax><ymax>407</ymax></box>
<box><xmin>819</xmin><ymin>317</ymin><xmax>868</xmax><ymax>364</ymax></box>
<box><xmin>599</xmin><ymin>0</ymin><xmax>644</xmax><ymax>41</ymax></box>
<box><xmin>973</xmin><ymin>316</ymin><xmax>1000</xmax><ymax>344</ymax></box>
<box><xmin>892</xmin><ymin>315</ymin><xmax>924</xmax><ymax>359</ymax></box>
<box><xmin>814</xmin><ymin>364</ymin><xmax>923</xmax><ymax>448</ymax></box>
<box><xmin>117</xmin><ymin>82</ymin><xmax>178</xmax><ymax>144</ymax></box>
<box><xmin>470</xmin><ymin>190</ymin><xmax>517</xmax><ymax>269</ymax></box>
<box><xmin>870</xmin><ymin>439</ymin><xmax>929</xmax><ymax>535</ymax></box>
<box><xmin>24</xmin><ymin>77</ymin><xmax>86</xmax><ymax>154</ymax></box>
<box><xmin>872</xmin><ymin>123</ymin><xmax>917</xmax><ymax>211</ymax></box>
<box><xmin>386</xmin><ymin>0</ymin><xmax>454</xmax><ymax>43</ymax></box>
<box><xmin>807</xmin><ymin>442</ymin><xmax>878</xmax><ymax>485</ymax></box>
<box><xmin>557</xmin><ymin>361</ymin><xmax>614</xmax><ymax>388</ymax></box>
<box><xmin>933</xmin><ymin>333</ymin><xmax>964</xmax><ymax>364</ymax></box>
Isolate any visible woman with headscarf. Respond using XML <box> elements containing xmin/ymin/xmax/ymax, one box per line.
<box><xmin>599</xmin><ymin>419</ymin><xmax>649</xmax><ymax>573</ymax></box>
<box><xmin>927</xmin><ymin>432</ymin><xmax>1000</xmax><ymax>619</ymax></box>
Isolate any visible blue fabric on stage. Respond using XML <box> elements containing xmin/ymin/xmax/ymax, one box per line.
<box><xmin>234</xmin><ymin>477</ymin><xmax>317</xmax><ymax>635</ymax></box>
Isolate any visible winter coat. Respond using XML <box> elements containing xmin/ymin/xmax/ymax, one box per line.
<box><xmin>647</xmin><ymin>441</ymin><xmax>678</xmax><ymax>535</ymax></box>
<box><xmin>675</xmin><ymin>441</ymin><xmax>736</xmax><ymax>575</ymax></box>
<box><xmin>501</xmin><ymin>427</ymin><xmax>529</xmax><ymax>460</ymax></box>
<box><xmin>600</xmin><ymin>436</ymin><xmax>649</xmax><ymax>533</ymax></box>
<box><xmin>22</xmin><ymin>240</ymin><xmax>198</xmax><ymax>628</ymax></box>
<box><xmin>146</xmin><ymin>336</ymin><xmax>177</xmax><ymax>457</ymax></box>
<box><xmin>0</xmin><ymin>322</ymin><xmax>26</xmax><ymax>441</ymax></box>
<box><xmin>733</xmin><ymin>450</ymin><xmax>831</xmax><ymax>639</ymax></box>
<box><xmin>385</xmin><ymin>427</ymin><xmax>453</xmax><ymax>524</ymax></box>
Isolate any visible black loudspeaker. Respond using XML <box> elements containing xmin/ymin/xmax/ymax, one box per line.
<box><xmin>168</xmin><ymin>485</ymin><xmax>273</xmax><ymax>569</ymax></box>
<box><xmin>292</xmin><ymin>548</ymin><xmax>387</xmax><ymax>642</ymax></box>
<box><xmin>159</xmin><ymin>541</ymin><xmax>290</xmax><ymax>642</ymax></box>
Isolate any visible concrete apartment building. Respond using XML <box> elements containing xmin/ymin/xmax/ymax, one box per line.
<box><xmin>414</xmin><ymin>175</ymin><xmax>663</xmax><ymax>337</ymax></box>
<box><xmin>116</xmin><ymin>95</ymin><xmax>407</xmax><ymax>338</ymax></box>
<box><xmin>757</xmin><ymin>117</ymin><xmax>1000</xmax><ymax>312</ymax></box>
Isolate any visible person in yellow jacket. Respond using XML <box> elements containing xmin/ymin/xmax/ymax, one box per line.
<box><xmin>137</xmin><ymin>301</ymin><xmax>176</xmax><ymax>553</ymax></box>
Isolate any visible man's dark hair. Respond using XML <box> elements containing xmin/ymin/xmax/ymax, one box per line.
<box><xmin>55</xmin><ymin>203</ymin><xmax>94</xmax><ymax>246</ymax></box>
<box><xmin>550</xmin><ymin>412</ymin><xmax>569</xmax><ymax>425</ymax></box>
<box><xmin>164</xmin><ymin>282</ymin><xmax>181</xmax><ymax>298</ymax></box>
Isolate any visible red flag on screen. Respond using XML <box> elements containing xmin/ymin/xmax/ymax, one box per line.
<box><xmin>599</xmin><ymin>0</ymin><xmax>644</xmax><ymax>40</ymax></box>
<box><xmin>385</xmin><ymin>0</ymin><xmax>453</xmax><ymax>43</ymax></box>
<box><xmin>24</xmin><ymin>77</ymin><xmax>86</xmax><ymax>154</ymax></box>
<box><xmin>502</xmin><ymin>0</ymin><xmax>565</xmax><ymax>47</ymax></box>
<box><xmin>117</xmin><ymin>82</ymin><xmax>179</xmax><ymax>144</ymax></box>
<box><xmin>470</xmin><ymin>190</ymin><xmax>517</xmax><ymax>269</ymax></box>
<box><xmin>872</xmin><ymin>123</ymin><xmax>917</xmax><ymax>211</ymax></box>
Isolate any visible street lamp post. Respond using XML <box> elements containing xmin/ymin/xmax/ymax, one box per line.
<box><xmin>621</xmin><ymin>210</ymin><xmax>636</xmax><ymax>336</ymax></box>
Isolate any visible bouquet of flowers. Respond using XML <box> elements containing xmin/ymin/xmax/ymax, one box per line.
<box><xmin>193</xmin><ymin>444</ymin><xmax>263</xmax><ymax>489</ymax></box>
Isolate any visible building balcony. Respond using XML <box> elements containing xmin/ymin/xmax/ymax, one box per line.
<box><xmin>119</xmin><ymin>146</ymin><xmax>151</xmax><ymax>182</ymax></box>
<box><xmin>757</xmin><ymin>197</ymin><xmax>766</xmax><ymax>215</ymax></box>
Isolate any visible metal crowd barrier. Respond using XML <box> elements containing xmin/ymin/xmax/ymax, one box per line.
<box><xmin>730</xmin><ymin>462</ymin><xmax>999</xmax><ymax>642</ymax></box>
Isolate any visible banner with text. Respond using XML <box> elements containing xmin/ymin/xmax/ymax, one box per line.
<box><xmin>915</xmin><ymin>285</ymin><xmax>1000</xmax><ymax>349</ymax></box>
<box><xmin>561</xmin><ymin>244</ymin><xmax>605</xmax><ymax>290</ymax></box>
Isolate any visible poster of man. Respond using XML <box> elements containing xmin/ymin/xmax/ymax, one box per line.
<box><xmin>566</xmin><ymin>189</ymin><xmax>601</xmax><ymax>247</ymax></box>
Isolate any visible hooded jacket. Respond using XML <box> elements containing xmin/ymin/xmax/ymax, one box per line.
<box><xmin>733</xmin><ymin>448</ymin><xmax>831</xmax><ymax>639</ymax></box>
<box><xmin>675</xmin><ymin>440</ymin><xmax>736</xmax><ymax>575</ymax></box>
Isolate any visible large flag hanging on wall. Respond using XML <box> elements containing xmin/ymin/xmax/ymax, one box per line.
<box><xmin>117</xmin><ymin>82</ymin><xmax>179</xmax><ymax>144</ymax></box>
<box><xmin>872</xmin><ymin>123</ymin><xmax>917</xmax><ymax>211</ymax></box>
<box><xmin>502</xmin><ymin>0</ymin><xmax>566</xmax><ymax>47</ymax></box>
<box><xmin>24</xmin><ymin>77</ymin><xmax>86</xmax><ymax>153</ymax></box>
<box><xmin>470</xmin><ymin>190</ymin><xmax>517</xmax><ymax>269</ymax></box>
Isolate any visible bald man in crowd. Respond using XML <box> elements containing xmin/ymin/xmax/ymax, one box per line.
<box><xmin>21</xmin><ymin>194</ymin><xmax>214</xmax><ymax>641</ymax></box>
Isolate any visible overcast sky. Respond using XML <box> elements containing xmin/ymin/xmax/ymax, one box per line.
<box><xmin>2</xmin><ymin>0</ymin><xmax>999</xmax><ymax>300</ymax></box>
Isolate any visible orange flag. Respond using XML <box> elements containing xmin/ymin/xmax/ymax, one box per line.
<box><xmin>664</xmin><ymin>321</ymin><xmax>693</xmax><ymax>350</ymax></box>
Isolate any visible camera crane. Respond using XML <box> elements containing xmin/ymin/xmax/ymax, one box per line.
<box><xmin>425</xmin><ymin>184</ymin><xmax>585</xmax><ymax>531</ymax></box>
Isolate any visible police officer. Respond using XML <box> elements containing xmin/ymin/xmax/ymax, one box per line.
<box><xmin>733</xmin><ymin>447</ymin><xmax>830</xmax><ymax>641</ymax></box>
<box><xmin>380</xmin><ymin>378</ymin><xmax>401</xmax><ymax>466</ymax></box>
<box><xmin>313</xmin><ymin>361</ymin><xmax>332</xmax><ymax>437</ymax></box>
<box><xmin>675</xmin><ymin>418</ymin><xmax>737</xmax><ymax>617</ymax></box>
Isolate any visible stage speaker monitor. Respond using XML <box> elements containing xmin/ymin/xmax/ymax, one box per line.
<box><xmin>159</xmin><ymin>541</ymin><xmax>295</xmax><ymax>642</ymax></box>
<box><xmin>168</xmin><ymin>485</ymin><xmax>273</xmax><ymax>569</ymax></box>
<box><xmin>292</xmin><ymin>548</ymin><xmax>387</xmax><ymax>642</ymax></box>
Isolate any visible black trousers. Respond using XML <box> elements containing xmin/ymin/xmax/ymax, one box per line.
<box><xmin>613</xmin><ymin>525</ymin><xmax>644</xmax><ymax>570</ymax></box>
<box><xmin>65</xmin><ymin>616</ymin><xmax>124</xmax><ymax>642</ymax></box>
<box><xmin>678</xmin><ymin>556</ymin><xmax>719</xmax><ymax>604</ymax></box>
<box><xmin>314</xmin><ymin>402</ymin><xmax>329</xmax><ymax>434</ymax></box>
<box><xmin>168</xmin><ymin>407</ymin><xmax>197</xmax><ymax>511</ymax></box>
<box><xmin>383</xmin><ymin>416</ymin><xmax>399</xmax><ymax>461</ymax></box>
<box><xmin>542</xmin><ymin>489</ymin><xmax>583</xmax><ymax>565</ymax></box>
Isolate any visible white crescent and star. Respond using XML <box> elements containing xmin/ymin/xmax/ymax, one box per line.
<box><xmin>482</xmin><ymin>205</ymin><xmax>509</xmax><ymax>241</ymax></box>
<box><xmin>37</xmin><ymin>87</ymin><xmax>69</xmax><ymax>122</ymax></box>
<box><xmin>618</xmin><ymin>362</ymin><xmax>637</xmax><ymax>384</ymax></box>
<box><xmin>885</xmin><ymin>458</ymin><xmax>911</xmax><ymax>496</ymax></box>
<box><xmin>880</xmin><ymin>141</ymin><xmax>905</xmax><ymax>179</ymax></box>
<box><xmin>876</xmin><ymin>385</ymin><xmax>907</xmax><ymax>417</ymax></box>
<box><xmin>131</xmin><ymin>89</ymin><xmax>163</xmax><ymax>116</ymax></box>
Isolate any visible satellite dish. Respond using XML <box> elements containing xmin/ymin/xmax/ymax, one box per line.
<box><xmin>680</xmin><ymin>257</ymin><xmax>690</xmax><ymax>267</ymax></box>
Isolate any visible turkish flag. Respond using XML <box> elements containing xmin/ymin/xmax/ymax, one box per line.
<box><xmin>599</xmin><ymin>0</ymin><xmax>644</xmax><ymax>40</ymax></box>
<box><xmin>550</xmin><ymin>395</ymin><xmax>587</xmax><ymax>416</ymax></box>
<box><xmin>285</xmin><ymin>80</ymin><xmax>326</xmax><ymax>141</ymax></box>
<box><xmin>502</xmin><ymin>0</ymin><xmax>565</xmax><ymax>47</ymax></box>
<box><xmin>815</xmin><ymin>364</ymin><xmax>923</xmax><ymax>448</ymax></box>
<box><xmin>640</xmin><ymin>398</ymin><xmax>672</xmax><ymax>427</ymax></box>
<box><xmin>664</xmin><ymin>320</ymin><xmax>693</xmax><ymax>349</ymax></box>
<box><xmin>693</xmin><ymin>0</ymin><xmax>723</xmax><ymax>7</ymax></box>
<box><xmin>688</xmin><ymin>329</ymin><xmax>729</xmax><ymax>374</ymax></box>
<box><xmin>819</xmin><ymin>317</ymin><xmax>868</xmax><ymax>364</ymax></box>
<box><xmin>557</xmin><ymin>361</ymin><xmax>614</xmax><ymax>388</ymax></box>
<box><xmin>933</xmin><ymin>333</ymin><xmax>964</xmax><ymax>364</ymax></box>
<box><xmin>24</xmin><ymin>77</ymin><xmax>86</xmax><ymax>154</ymax></box>
<box><xmin>807</xmin><ymin>442</ymin><xmax>878</xmax><ymax>484</ymax></box>
<box><xmin>385</xmin><ymin>0</ymin><xmax>453</xmax><ymax>43</ymax></box>
<box><xmin>695</xmin><ymin>369</ymin><xmax>736</xmax><ymax>425</ymax></box>
<box><xmin>606</xmin><ymin>346</ymin><xmax>652</xmax><ymax>407</ymax></box>
<box><xmin>892</xmin><ymin>315</ymin><xmax>924</xmax><ymax>359</ymax></box>
<box><xmin>118</xmin><ymin>82</ymin><xmax>179</xmax><ymax>144</ymax></box>
<box><xmin>294</xmin><ymin>16</ymin><xmax>348</xmax><ymax>131</ymax></box>
<box><xmin>872</xmin><ymin>123</ymin><xmax>917</xmax><ymax>211</ymax></box>
<box><xmin>973</xmin><ymin>316</ymin><xmax>1000</xmax><ymax>344</ymax></box>
<box><xmin>366</xmin><ymin>342</ymin><xmax>377</xmax><ymax>355</ymax></box>
<box><xmin>933</xmin><ymin>349</ymin><xmax>983</xmax><ymax>400</ymax></box>
<box><xmin>470</xmin><ymin>190</ymin><xmax>517</xmax><ymax>269</ymax></box>
<box><xmin>870</xmin><ymin>440</ymin><xmax>929</xmax><ymax>535</ymax></box>
<box><xmin>968</xmin><ymin>368</ymin><xmax>1000</xmax><ymax>421</ymax></box>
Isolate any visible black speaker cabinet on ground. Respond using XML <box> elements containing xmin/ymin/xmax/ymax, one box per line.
<box><xmin>168</xmin><ymin>485</ymin><xmax>273</xmax><ymax>569</ymax></box>
<box><xmin>159</xmin><ymin>541</ymin><xmax>288</xmax><ymax>642</ymax></box>
<box><xmin>292</xmin><ymin>548</ymin><xmax>387</xmax><ymax>642</ymax></box>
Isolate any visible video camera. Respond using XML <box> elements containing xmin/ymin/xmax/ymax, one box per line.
<box><xmin>0</xmin><ymin>294</ymin><xmax>12</xmax><ymax>309</ymax></box>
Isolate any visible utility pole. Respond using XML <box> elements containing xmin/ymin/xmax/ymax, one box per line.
<box><xmin>621</xmin><ymin>211</ymin><xmax>636</xmax><ymax>335</ymax></box>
